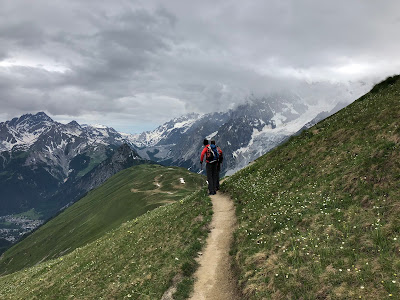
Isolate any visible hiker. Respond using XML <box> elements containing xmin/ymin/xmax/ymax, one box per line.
<box><xmin>200</xmin><ymin>138</ymin><xmax>219</xmax><ymax>195</ymax></box>
<box><xmin>211</xmin><ymin>140</ymin><xmax>223</xmax><ymax>191</ymax></box>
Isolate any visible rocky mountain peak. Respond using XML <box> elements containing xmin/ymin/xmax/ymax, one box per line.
<box><xmin>67</xmin><ymin>120</ymin><xmax>81</xmax><ymax>127</ymax></box>
<box><xmin>33</xmin><ymin>112</ymin><xmax>53</xmax><ymax>122</ymax></box>
<box><xmin>6</xmin><ymin>112</ymin><xmax>53</xmax><ymax>128</ymax></box>
<box><xmin>111</xmin><ymin>143</ymin><xmax>141</xmax><ymax>163</ymax></box>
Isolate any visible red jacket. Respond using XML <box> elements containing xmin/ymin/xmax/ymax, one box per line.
<box><xmin>200</xmin><ymin>145</ymin><xmax>209</xmax><ymax>163</ymax></box>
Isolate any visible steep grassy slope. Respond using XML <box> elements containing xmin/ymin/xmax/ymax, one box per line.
<box><xmin>0</xmin><ymin>164</ymin><xmax>205</xmax><ymax>276</ymax></box>
<box><xmin>222</xmin><ymin>76</ymin><xmax>400</xmax><ymax>299</ymax></box>
<box><xmin>0</xmin><ymin>188</ymin><xmax>212</xmax><ymax>299</ymax></box>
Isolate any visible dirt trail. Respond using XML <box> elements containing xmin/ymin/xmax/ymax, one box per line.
<box><xmin>189</xmin><ymin>192</ymin><xmax>239</xmax><ymax>300</ymax></box>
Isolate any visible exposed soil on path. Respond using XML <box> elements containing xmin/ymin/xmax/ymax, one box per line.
<box><xmin>189</xmin><ymin>192</ymin><xmax>240</xmax><ymax>300</ymax></box>
<box><xmin>130</xmin><ymin>176</ymin><xmax>175</xmax><ymax>195</ymax></box>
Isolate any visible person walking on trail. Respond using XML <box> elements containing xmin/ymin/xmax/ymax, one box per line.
<box><xmin>211</xmin><ymin>140</ymin><xmax>223</xmax><ymax>191</ymax></box>
<box><xmin>200</xmin><ymin>138</ymin><xmax>219</xmax><ymax>195</ymax></box>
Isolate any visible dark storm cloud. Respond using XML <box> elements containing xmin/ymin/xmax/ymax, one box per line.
<box><xmin>0</xmin><ymin>0</ymin><xmax>399</xmax><ymax>132</ymax></box>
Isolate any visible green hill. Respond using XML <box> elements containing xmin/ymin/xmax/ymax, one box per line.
<box><xmin>222</xmin><ymin>75</ymin><xmax>400</xmax><ymax>299</ymax></box>
<box><xmin>0</xmin><ymin>164</ymin><xmax>206</xmax><ymax>276</ymax></box>
<box><xmin>0</xmin><ymin>188</ymin><xmax>212</xmax><ymax>299</ymax></box>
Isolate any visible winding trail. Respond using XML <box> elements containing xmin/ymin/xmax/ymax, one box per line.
<box><xmin>189</xmin><ymin>192</ymin><xmax>239</xmax><ymax>300</ymax></box>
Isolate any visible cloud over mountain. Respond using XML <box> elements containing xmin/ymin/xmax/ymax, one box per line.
<box><xmin>0</xmin><ymin>0</ymin><xmax>399</xmax><ymax>132</ymax></box>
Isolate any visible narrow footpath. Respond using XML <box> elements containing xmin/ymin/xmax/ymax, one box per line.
<box><xmin>189</xmin><ymin>192</ymin><xmax>239</xmax><ymax>300</ymax></box>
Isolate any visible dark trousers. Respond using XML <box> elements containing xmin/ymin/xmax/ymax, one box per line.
<box><xmin>206</xmin><ymin>162</ymin><xmax>218</xmax><ymax>193</ymax></box>
<box><xmin>216</xmin><ymin>163</ymin><xmax>221</xmax><ymax>190</ymax></box>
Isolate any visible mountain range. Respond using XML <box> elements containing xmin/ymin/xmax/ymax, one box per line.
<box><xmin>0</xmin><ymin>115</ymin><xmax>146</xmax><ymax>248</ymax></box>
<box><xmin>0</xmin><ymin>88</ymin><xmax>368</xmax><ymax>248</ymax></box>
<box><xmin>127</xmin><ymin>94</ymin><xmax>352</xmax><ymax>175</ymax></box>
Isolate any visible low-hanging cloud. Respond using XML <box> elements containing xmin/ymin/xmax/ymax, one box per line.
<box><xmin>0</xmin><ymin>0</ymin><xmax>399</xmax><ymax>132</ymax></box>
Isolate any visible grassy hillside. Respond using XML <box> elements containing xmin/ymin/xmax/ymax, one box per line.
<box><xmin>222</xmin><ymin>75</ymin><xmax>400</xmax><ymax>299</ymax></box>
<box><xmin>0</xmin><ymin>164</ymin><xmax>206</xmax><ymax>276</ymax></box>
<box><xmin>0</xmin><ymin>188</ymin><xmax>212</xmax><ymax>299</ymax></box>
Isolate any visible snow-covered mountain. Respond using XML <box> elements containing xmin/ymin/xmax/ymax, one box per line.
<box><xmin>1</xmin><ymin>113</ymin><xmax>126</xmax><ymax>155</ymax></box>
<box><xmin>123</xmin><ymin>93</ymin><xmax>343</xmax><ymax>175</ymax></box>
<box><xmin>123</xmin><ymin>78</ymin><xmax>371</xmax><ymax>175</ymax></box>
<box><xmin>0</xmin><ymin>113</ymin><xmax>148</xmax><ymax>245</ymax></box>
<box><xmin>0</xmin><ymin>112</ymin><xmax>144</xmax><ymax>217</ymax></box>
<box><xmin>126</xmin><ymin>113</ymin><xmax>204</xmax><ymax>148</ymax></box>
<box><xmin>0</xmin><ymin>112</ymin><xmax>136</xmax><ymax>178</ymax></box>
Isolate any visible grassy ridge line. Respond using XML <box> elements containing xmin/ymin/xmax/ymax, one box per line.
<box><xmin>0</xmin><ymin>188</ymin><xmax>212</xmax><ymax>299</ymax></box>
<box><xmin>0</xmin><ymin>164</ymin><xmax>206</xmax><ymax>276</ymax></box>
<box><xmin>222</xmin><ymin>76</ymin><xmax>400</xmax><ymax>299</ymax></box>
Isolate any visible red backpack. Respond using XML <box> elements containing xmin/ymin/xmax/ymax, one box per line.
<box><xmin>206</xmin><ymin>145</ymin><xmax>217</xmax><ymax>163</ymax></box>
<box><xmin>217</xmin><ymin>146</ymin><xmax>223</xmax><ymax>163</ymax></box>
<box><xmin>217</xmin><ymin>146</ymin><xmax>224</xmax><ymax>162</ymax></box>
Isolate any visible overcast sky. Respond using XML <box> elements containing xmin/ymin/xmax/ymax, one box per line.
<box><xmin>0</xmin><ymin>0</ymin><xmax>399</xmax><ymax>133</ymax></box>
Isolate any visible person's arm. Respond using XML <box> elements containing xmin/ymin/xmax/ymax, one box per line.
<box><xmin>200</xmin><ymin>147</ymin><xmax>207</xmax><ymax>163</ymax></box>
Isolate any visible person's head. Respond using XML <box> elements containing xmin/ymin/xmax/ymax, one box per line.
<box><xmin>203</xmin><ymin>139</ymin><xmax>209</xmax><ymax>146</ymax></box>
<box><xmin>211</xmin><ymin>140</ymin><xmax>216</xmax><ymax>145</ymax></box>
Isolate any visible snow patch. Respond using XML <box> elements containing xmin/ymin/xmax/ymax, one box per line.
<box><xmin>230</xmin><ymin>103</ymin><xmax>333</xmax><ymax>173</ymax></box>
<box><xmin>283</xmin><ymin>103</ymin><xmax>299</xmax><ymax>114</ymax></box>
<box><xmin>206</xmin><ymin>131</ymin><xmax>218</xmax><ymax>140</ymax></box>
<box><xmin>271</xmin><ymin>113</ymin><xmax>287</xmax><ymax>127</ymax></box>
<box><xmin>91</xmin><ymin>124</ymin><xmax>108</xmax><ymax>129</ymax></box>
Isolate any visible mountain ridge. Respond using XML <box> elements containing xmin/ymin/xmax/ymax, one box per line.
<box><xmin>0</xmin><ymin>140</ymin><xmax>146</xmax><ymax>249</ymax></box>
<box><xmin>0</xmin><ymin>163</ymin><xmax>206</xmax><ymax>276</ymax></box>
<box><xmin>129</xmin><ymin>94</ymin><xmax>336</xmax><ymax>175</ymax></box>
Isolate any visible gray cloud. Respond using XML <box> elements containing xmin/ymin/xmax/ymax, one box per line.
<box><xmin>0</xmin><ymin>0</ymin><xmax>399</xmax><ymax>132</ymax></box>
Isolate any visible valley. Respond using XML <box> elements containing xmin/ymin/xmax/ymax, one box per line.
<box><xmin>0</xmin><ymin>214</ymin><xmax>43</xmax><ymax>243</ymax></box>
<box><xmin>0</xmin><ymin>164</ymin><xmax>206</xmax><ymax>275</ymax></box>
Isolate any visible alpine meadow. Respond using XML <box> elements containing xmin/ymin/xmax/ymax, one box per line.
<box><xmin>222</xmin><ymin>75</ymin><xmax>400</xmax><ymax>299</ymax></box>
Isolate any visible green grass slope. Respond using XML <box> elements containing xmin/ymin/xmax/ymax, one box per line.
<box><xmin>0</xmin><ymin>164</ymin><xmax>205</xmax><ymax>276</ymax></box>
<box><xmin>0</xmin><ymin>188</ymin><xmax>212</xmax><ymax>299</ymax></box>
<box><xmin>222</xmin><ymin>75</ymin><xmax>400</xmax><ymax>299</ymax></box>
